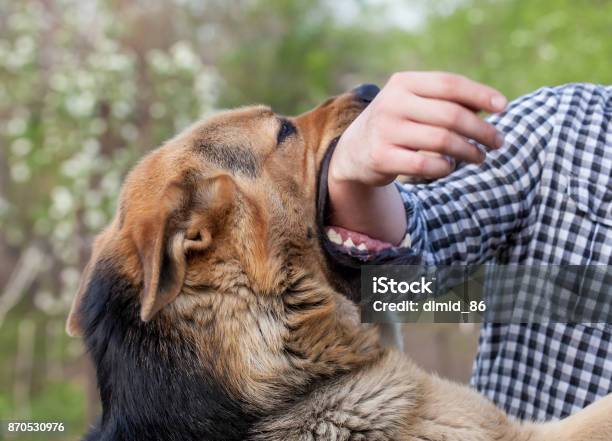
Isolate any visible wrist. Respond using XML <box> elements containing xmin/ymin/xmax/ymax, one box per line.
<box><xmin>327</xmin><ymin>178</ymin><xmax>407</xmax><ymax>245</ymax></box>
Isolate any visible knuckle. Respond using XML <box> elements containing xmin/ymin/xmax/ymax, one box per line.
<box><xmin>371</xmin><ymin>91</ymin><xmax>393</xmax><ymax>113</ymax></box>
<box><xmin>446</xmin><ymin>106</ymin><xmax>463</xmax><ymax>126</ymax></box>
<box><xmin>439</xmin><ymin>73</ymin><xmax>461</xmax><ymax>93</ymax></box>
<box><xmin>440</xmin><ymin>73</ymin><xmax>463</xmax><ymax>95</ymax></box>
<box><xmin>409</xmin><ymin>155</ymin><xmax>427</xmax><ymax>174</ymax></box>
<box><xmin>403</xmin><ymin>91</ymin><xmax>416</xmax><ymax>105</ymax></box>
<box><xmin>472</xmin><ymin>92</ymin><xmax>491</xmax><ymax>111</ymax></box>
<box><xmin>388</xmin><ymin>71</ymin><xmax>410</xmax><ymax>88</ymax></box>
<box><xmin>488</xmin><ymin>127</ymin><xmax>499</xmax><ymax>144</ymax></box>
<box><xmin>371</xmin><ymin>99</ymin><xmax>389</xmax><ymax>116</ymax></box>
<box><xmin>387</xmin><ymin>72</ymin><xmax>402</xmax><ymax>87</ymax></box>
<box><xmin>434</xmin><ymin>129</ymin><xmax>452</xmax><ymax>147</ymax></box>
<box><xmin>483</xmin><ymin>123</ymin><xmax>498</xmax><ymax>145</ymax></box>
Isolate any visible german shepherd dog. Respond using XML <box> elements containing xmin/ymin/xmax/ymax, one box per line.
<box><xmin>67</xmin><ymin>85</ymin><xmax>612</xmax><ymax>441</ymax></box>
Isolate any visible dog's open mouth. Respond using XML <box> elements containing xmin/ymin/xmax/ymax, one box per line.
<box><xmin>317</xmin><ymin>136</ymin><xmax>411</xmax><ymax>259</ymax></box>
<box><xmin>324</xmin><ymin>226</ymin><xmax>411</xmax><ymax>254</ymax></box>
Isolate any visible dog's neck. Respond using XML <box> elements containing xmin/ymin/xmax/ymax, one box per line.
<box><xmin>177</xmin><ymin>265</ymin><xmax>385</xmax><ymax>412</ymax></box>
<box><xmin>80</xmin><ymin>258</ymin><xmax>383</xmax><ymax>439</ymax></box>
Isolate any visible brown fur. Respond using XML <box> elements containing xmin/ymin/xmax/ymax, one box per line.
<box><xmin>68</xmin><ymin>90</ymin><xmax>612</xmax><ymax>440</ymax></box>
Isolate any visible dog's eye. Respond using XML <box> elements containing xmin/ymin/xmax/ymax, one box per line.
<box><xmin>277</xmin><ymin>119</ymin><xmax>296</xmax><ymax>145</ymax></box>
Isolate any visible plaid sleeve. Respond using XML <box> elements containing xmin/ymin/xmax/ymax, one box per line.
<box><xmin>324</xmin><ymin>87</ymin><xmax>561</xmax><ymax>265</ymax></box>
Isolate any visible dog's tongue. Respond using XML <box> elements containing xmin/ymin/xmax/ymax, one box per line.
<box><xmin>324</xmin><ymin>226</ymin><xmax>397</xmax><ymax>253</ymax></box>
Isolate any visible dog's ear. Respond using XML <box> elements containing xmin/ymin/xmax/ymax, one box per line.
<box><xmin>66</xmin><ymin>228</ymin><xmax>112</xmax><ymax>337</ymax></box>
<box><xmin>66</xmin><ymin>257</ymin><xmax>95</xmax><ymax>337</ymax></box>
<box><xmin>65</xmin><ymin>174</ymin><xmax>236</xmax><ymax>335</ymax></box>
<box><xmin>138</xmin><ymin>174</ymin><xmax>235</xmax><ymax>322</ymax></box>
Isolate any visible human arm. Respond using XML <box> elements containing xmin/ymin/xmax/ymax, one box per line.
<box><xmin>325</xmin><ymin>78</ymin><xmax>558</xmax><ymax>265</ymax></box>
<box><xmin>328</xmin><ymin>71</ymin><xmax>507</xmax><ymax>246</ymax></box>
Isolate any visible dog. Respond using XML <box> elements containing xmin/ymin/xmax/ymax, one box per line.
<box><xmin>67</xmin><ymin>85</ymin><xmax>612</xmax><ymax>441</ymax></box>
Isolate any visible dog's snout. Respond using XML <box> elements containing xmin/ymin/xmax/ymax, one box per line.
<box><xmin>352</xmin><ymin>83</ymin><xmax>380</xmax><ymax>103</ymax></box>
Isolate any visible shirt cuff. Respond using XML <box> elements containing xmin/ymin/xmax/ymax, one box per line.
<box><xmin>396</xmin><ymin>181</ymin><xmax>430</xmax><ymax>257</ymax></box>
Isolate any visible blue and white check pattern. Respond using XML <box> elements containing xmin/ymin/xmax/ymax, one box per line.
<box><xmin>328</xmin><ymin>84</ymin><xmax>612</xmax><ymax>421</ymax></box>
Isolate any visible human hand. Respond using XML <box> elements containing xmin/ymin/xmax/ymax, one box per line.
<box><xmin>326</xmin><ymin>72</ymin><xmax>507</xmax><ymax>245</ymax></box>
<box><xmin>330</xmin><ymin>71</ymin><xmax>507</xmax><ymax>186</ymax></box>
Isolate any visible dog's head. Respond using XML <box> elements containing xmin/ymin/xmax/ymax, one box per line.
<box><xmin>67</xmin><ymin>85</ymin><xmax>379</xmax><ymax>336</ymax></box>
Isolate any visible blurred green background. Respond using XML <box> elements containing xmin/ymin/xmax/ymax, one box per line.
<box><xmin>0</xmin><ymin>0</ymin><xmax>610</xmax><ymax>439</ymax></box>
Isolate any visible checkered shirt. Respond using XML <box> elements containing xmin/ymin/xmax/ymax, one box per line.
<box><xmin>326</xmin><ymin>83</ymin><xmax>612</xmax><ymax>420</ymax></box>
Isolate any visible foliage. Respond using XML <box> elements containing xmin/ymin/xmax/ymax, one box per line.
<box><xmin>215</xmin><ymin>0</ymin><xmax>389</xmax><ymax>113</ymax></box>
<box><xmin>214</xmin><ymin>0</ymin><xmax>612</xmax><ymax>112</ymax></box>
<box><xmin>0</xmin><ymin>0</ymin><xmax>216</xmax><ymax>316</ymax></box>
<box><xmin>0</xmin><ymin>0</ymin><xmax>609</xmax><ymax>433</ymax></box>
<box><xmin>397</xmin><ymin>0</ymin><xmax>612</xmax><ymax>100</ymax></box>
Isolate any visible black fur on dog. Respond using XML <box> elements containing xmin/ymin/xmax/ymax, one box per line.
<box><xmin>79</xmin><ymin>259</ymin><xmax>259</xmax><ymax>441</ymax></box>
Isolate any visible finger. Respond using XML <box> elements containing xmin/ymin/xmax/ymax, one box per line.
<box><xmin>376</xmin><ymin>146</ymin><xmax>455</xmax><ymax>179</ymax></box>
<box><xmin>386</xmin><ymin>120</ymin><xmax>485</xmax><ymax>164</ymax></box>
<box><xmin>397</xmin><ymin>94</ymin><xmax>503</xmax><ymax>149</ymax></box>
<box><xmin>390</xmin><ymin>71</ymin><xmax>507</xmax><ymax>113</ymax></box>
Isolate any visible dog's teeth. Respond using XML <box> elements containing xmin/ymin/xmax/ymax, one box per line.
<box><xmin>357</xmin><ymin>243</ymin><xmax>368</xmax><ymax>251</ymax></box>
<box><xmin>343</xmin><ymin>238</ymin><xmax>356</xmax><ymax>248</ymax></box>
<box><xmin>326</xmin><ymin>229</ymin><xmax>343</xmax><ymax>244</ymax></box>
<box><xmin>400</xmin><ymin>234</ymin><xmax>412</xmax><ymax>248</ymax></box>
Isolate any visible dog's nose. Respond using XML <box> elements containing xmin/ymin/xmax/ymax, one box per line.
<box><xmin>352</xmin><ymin>83</ymin><xmax>380</xmax><ymax>102</ymax></box>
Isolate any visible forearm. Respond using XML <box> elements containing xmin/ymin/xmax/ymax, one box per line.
<box><xmin>327</xmin><ymin>179</ymin><xmax>407</xmax><ymax>245</ymax></box>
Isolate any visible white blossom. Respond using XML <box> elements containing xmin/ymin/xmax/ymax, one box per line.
<box><xmin>6</xmin><ymin>116</ymin><xmax>27</xmax><ymax>136</ymax></box>
<box><xmin>171</xmin><ymin>41</ymin><xmax>201</xmax><ymax>71</ymax></box>
<box><xmin>65</xmin><ymin>92</ymin><xmax>96</xmax><ymax>117</ymax></box>
<box><xmin>11</xmin><ymin>162</ymin><xmax>31</xmax><ymax>182</ymax></box>
<box><xmin>51</xmin><ymin>187</ymin><xmax>75</xmax><ymax>218</ymax></box>
<box><xmin>11</xmin><ymin>138</ymin><xmax>32</xmax><ymax>156</ymax></box>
